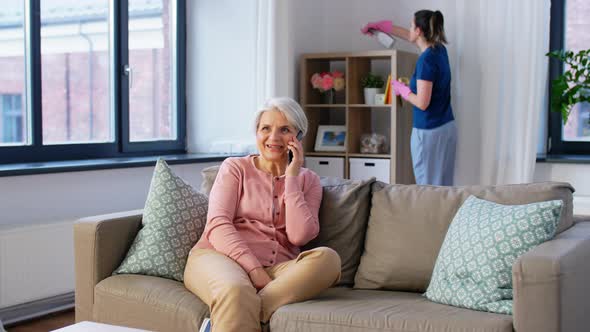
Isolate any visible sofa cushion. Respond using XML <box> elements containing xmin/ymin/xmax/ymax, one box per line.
<box><xmin>94</xmin><ymin>274</ymin><xmax>208</xmax><ymax>332</ymax></box>
<box><xmin>425</xmin><ymin>196</ymin><xmax>562</xmax><ymax>315</ymax></box>
<box><xmin>354</xmin><ymin>182</ymin><xmax>574</xmax><ymax>292</ymax></box>
<box><xmin>303</xmin><ymin>177</ymin><xmax>375</xmax><ymax>286</ymax></box>
<box><xmin>114</xmin><ymin>159</ymin><xmax>208</xmax><ymax>281</ymax></box>
<box><xmin>200</xmin><ymin>165</ymin><xmax>220</xmax><ymax>195</ymax></box>
<box><xmin>270</xmin><ymin>288</ymin><xmax>513</xmax><ymax>332</ymax></box>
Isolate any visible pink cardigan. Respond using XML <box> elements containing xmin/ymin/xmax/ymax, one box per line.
<box><xmin>193</xmin><ymin>155</ymin><xmax>322</xmax><ymax>273</ymax></box>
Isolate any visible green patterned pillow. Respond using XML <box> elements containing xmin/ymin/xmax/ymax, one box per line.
<box><xmin>425</xmin><ymin>195</ymin><xmax>562</xmax><ymax>315</ymax></box>
<box><xmin>113</xmin><ymin>159</ymin><xmax>208</xmax><ymax>281</ymax></box>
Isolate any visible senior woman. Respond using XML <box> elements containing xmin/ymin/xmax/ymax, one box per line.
<box><xmin>184</xmin><ymin>97</ymin><xmax>341</xmax><ymax>332</ymax></box>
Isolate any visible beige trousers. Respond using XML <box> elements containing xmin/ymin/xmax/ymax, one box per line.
<box><xmin>184</xmin><ymin>247</ymin><xmax>341</xmax><ymax>332</ymax></box>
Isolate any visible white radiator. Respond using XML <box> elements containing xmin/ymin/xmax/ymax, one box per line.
<box><xmin>0</xmin><ymin>221</ymin><xmax>75</xmax><ymax>308</ymax></box>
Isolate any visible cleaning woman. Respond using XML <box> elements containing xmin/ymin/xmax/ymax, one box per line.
<box><xmin>362</xmin><ymin>10</ymin><xmax>457</xmax><ymax>185</ymax></box>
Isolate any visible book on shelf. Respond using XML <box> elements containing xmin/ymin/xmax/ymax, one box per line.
<box><xmin>384</xmin><ymin>74</ymin><xmax>392</xmax><ymax>104</ymax></box>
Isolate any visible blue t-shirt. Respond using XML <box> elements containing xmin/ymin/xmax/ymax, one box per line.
<box><xmin>409</xmin><ymin>44</ymin><xmax>454</xmax><ymax>129</ymax></box>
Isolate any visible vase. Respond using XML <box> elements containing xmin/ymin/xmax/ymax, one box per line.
<box><xmin>363</xmin><ymin>88</ymin><xmax>384</xmax><ymax>105</ymax></box>
<box><xmin>323</xmin><ymin>90</ymin><xmax>335</xmax><ymax>104</ymax></box>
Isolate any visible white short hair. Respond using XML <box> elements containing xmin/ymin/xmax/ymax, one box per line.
<box><xmin>254</xmin><ymin>97</ymin><xmax>308</xmax><ymax>137</ymax></box>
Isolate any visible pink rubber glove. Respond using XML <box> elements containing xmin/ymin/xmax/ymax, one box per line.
<box><xmin>392</xmin><ymin>80</ymin><xmax>411</xmax><ymax>100</ymax></box>
<box><xmin>361</xmin><ymin>20</ymin><xmax>393</xmax><ymax>35</ymax></box>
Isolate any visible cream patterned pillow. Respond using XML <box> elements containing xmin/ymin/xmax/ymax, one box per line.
<box><xmin>114</xmin><ymin>159</ymin><xmax>208</xmax><ymax>281</ymax></box>
<box><xmin>425</xmin><ymin>196</ymin><xmax>562</xmax><ymax>314</ymax></box>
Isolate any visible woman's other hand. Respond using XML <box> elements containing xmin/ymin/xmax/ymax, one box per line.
<box><xmin>286</xmin><ymin>136</ymin><xmax>303</xmax><ymax>177</ymax></box>
<box><xmin>361</xmin><ymin>20</ymin><xmax>393</xmax><ymax>35</ymax></box>
<box><xmin>248</xmin><ymin>267</ymin><xmax>272</xmax><ymax>290</ymax></box>
<box><xmin>392</xmin><ymin>80</ymin><xmax>411</xmax><ymax>100</ymax></box>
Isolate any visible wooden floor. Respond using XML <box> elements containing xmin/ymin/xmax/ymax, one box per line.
<box><xmin>5</xmin><ymin>309</ymin><xmax>74</xmax><ymax>332</ymax></box>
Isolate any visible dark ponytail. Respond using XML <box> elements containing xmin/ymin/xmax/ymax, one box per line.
<box><xmin>414</xmin><ymin>10</ymin><xmax>448</xmax><ymax>45</ymax></box>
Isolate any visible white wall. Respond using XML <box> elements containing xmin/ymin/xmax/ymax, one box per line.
<box><xmin>184</xmin><ymin>0</ymin><xmax>590</xmax><ymax>198</ymax></box>
<box><xmin>184</xmin><ymin>0</ymin><xmax>445</xmax><ymax>155</ymax></box>
<box><xmin>185</xmin><ymin>0</ymin><xmax>483</xmax><ymax>186</ymax></box>
<box><xmin>287</xmin><ymin>0</ymin><xmax>482</xmax><ymax>185</ymax></box>
<box><xmin>186</xmin><ymin>0</ymin><xmax>259</xmax><ymax>154</ymax></box>
<box><xmin>0</xmin><ymin>163</ymin><xmax>216</xmax><ymax>227</ymax></box>
<box><xmin>534</xmin><ymin>163</ymin><xmax>590</xmax><ymax>215</ymax></box>
<box><xmin>0</xmin><ymin>162</ymin><xmax>219</xmax><ymax>308</ymax></box>
<box><xmin>280</xmin><ymin>0</ymin><xmax>590</xmax><ymax>194</ymax></box>
<box><xmin>289</xmin><ymin>0</ymin><xmax>424</xmax><ymax>55</ymax></box>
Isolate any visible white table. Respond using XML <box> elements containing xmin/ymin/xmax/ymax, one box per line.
<box><xmin>52</xmin><ymin>321</ymin><xmax>152</xmax><ymax>332</ymax></box>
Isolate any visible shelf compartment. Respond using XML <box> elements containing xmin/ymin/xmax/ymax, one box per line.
<box><xmin>303</xmin><ymin>108</ymin><xmax>346</xmax><ymax>153</ymax></box>
<box><xmin>302</xmin><ymin>58</ymin><xmax>346</xmax><ymax>105</ymax></box>
<box><xmin>347</xmin><ymin>107</ymin><xmax>391</xmax><ymax>155</ymax></box>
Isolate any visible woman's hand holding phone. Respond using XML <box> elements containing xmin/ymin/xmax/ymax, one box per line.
<box><xmin>286</xmin><ymin>131</ymin><xmax>304</xmax><ymax>177</ymax></box>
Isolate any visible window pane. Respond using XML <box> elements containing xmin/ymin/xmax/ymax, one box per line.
<box><xmin>562</xmin><ymin>0</ymin><xmax>590</xmax><ymax>142</ymax></box>
<box><xmin>41</xmin><ymin>0</ymin><xmax>112</xmax><ymax>145</ymax></box>
<box><xmin>128</xmin><ymin>0</ymin><xmax>175</xmax><ymax>142</ymax></box>
<box><xmin>0</xmin><ymin>0</ymin><xmax>27</xmax><ymax>146</ymax></box>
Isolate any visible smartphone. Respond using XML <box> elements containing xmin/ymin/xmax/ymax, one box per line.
<box><xmin>288</xmin><ymin>131</ymin><xmax>304</xmax><ymax>163</ymax></box>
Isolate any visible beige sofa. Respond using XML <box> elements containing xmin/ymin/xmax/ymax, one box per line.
<box><xmin>74</xmin><ymin>175</ymin><xmax>590</xmax><ymax>332</ymax></box>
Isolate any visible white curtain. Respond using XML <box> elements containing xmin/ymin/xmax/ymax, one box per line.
<box><xmin>452</xmin><ymin>0</ymin><xmax>551</xmax><ymax>185</ymax></box>
<box><xmin>254</xmin><ymin>0</ymin><xmax>293</xmax><ymax>108</ymax></box>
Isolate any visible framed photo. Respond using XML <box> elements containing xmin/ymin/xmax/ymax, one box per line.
<box><xmin>314</xmin><ymin>125</ymin><xmax>346</xmax><ymax>152</ymax></box>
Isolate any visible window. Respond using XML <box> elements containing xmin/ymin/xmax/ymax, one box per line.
<box><xmin>40</xmin><ymin>0</ymin><xmax>112</xmax><ymax>145</ymax></box>
<box><xmin>0</xmin><ymin>0</ymin><xmax>27</xmax><ymax>146</ymax></box>
<box><xmin>548</xmin><ymin>0</ymin><xmax>590</xmax><ymax>155</ymax></box>
<box><xmin>0</xmin><ymin>0</ymin><xmax>186</xmax><ymax>164</ymax></box>
<box><xmin>128</xmin><ymin>0</ymin><xmax>176</xmax><ymax>142</ymax></box>
<box><xmin>1</xmin><ymin>94</ymin><xmax>24</xmax><ymax>143</ymax></box>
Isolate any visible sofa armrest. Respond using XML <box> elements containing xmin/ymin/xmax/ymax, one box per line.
<box><xmin>513</xmin><ymin>222</ymin><xmax>590</xmax><ymax>332</ymax></box>
<box><xmin>74</xmin><ymin>210</ymin><xmax>142</xmax><ymax>323</ymax></box>
<box><xmin>573</xmin><ymin>214</ymin><xmax>590</xmax><ymax>224</ymax></box>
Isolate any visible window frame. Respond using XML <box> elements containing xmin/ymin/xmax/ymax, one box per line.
<box><xmin>548</xmin><ymin>0</ymin><xmax>590</xmax><ymax>155</ymax></box>
<box><xmin>0</xmin><ymin>0</ymin><xmax>186</xmax><ymax>164</ymax></box>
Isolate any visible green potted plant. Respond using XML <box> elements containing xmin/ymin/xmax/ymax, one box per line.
<box><xmin>361</xmin><ymin>72</ymin><xmax>385</xmax><ymax>105</ymax></box>
<box><xmin>546</xmin><ymin>48</ymin><xmax>590</xmax><ymax>124</ymax></box>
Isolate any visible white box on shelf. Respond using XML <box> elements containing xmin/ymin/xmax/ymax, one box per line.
<box><xmin>305</xmin><ymin>157</ymin><xmax>344</xmax><ymax>178</ymax></box>
<box><xmin>349</xmin><ymin>158</ymin><xmax>390</xmax><ymax>183</ymax></box>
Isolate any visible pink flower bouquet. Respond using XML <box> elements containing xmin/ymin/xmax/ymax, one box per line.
<box><xmin>310</xmin><ymin>71</ymin><xmax>345</xmax><ymax>93</ymax></box>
